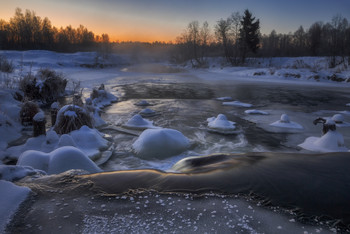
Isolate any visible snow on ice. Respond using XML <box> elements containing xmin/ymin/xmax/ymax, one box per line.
<box><xmin>222</xmin><ymin>101</ymin><xmax>253</xmax><ymax>108</ymax></box>
<box><xmin>207</xmin><ymin>114</ymin><xmax>238</xmax><ymax>134</ymax></box>
<box><xmin>244</xmin><ymin>109</ymin><xmax>269</xmax><ymax>115</ymax></box>
<box><xmin>270</xmin><ymin>114</ymin><xmax>303</xmax><ymax>129</ymax></box>
<box><xmin>123</xmin><ymin>114</ymin><xmax>158</xmax><ymax>130</ymax></box>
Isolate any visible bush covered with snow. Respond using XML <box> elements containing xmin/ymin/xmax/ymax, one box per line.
<box><xmin>17</xmin><ymin>146</ymin><xmax>102</xmax><ymax>174</ymax></box>
<box><xmin>132</xmin><ymin>128</ymin><xmax>190</xmax><ymax>159</ymax></box>
<box><xmin>19</xmin><ymin>101</ymin><xmax>40</xmax><ymax>126</ymax></box>
<box><xmin>54</xmin><ymin>105</ymin><xmax>93</xmax><ymax>134</ymax></box>
<box><xmin>19</xmin><ymin>68</ymin><xmax>67</xmax><ymax>104</ymax></box>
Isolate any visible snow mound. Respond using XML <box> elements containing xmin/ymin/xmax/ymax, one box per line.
<box><xmin>135</xmin><ymin>100</ymin><xmax>151</xmax><ymax>106</ymax></box>
<box><xmin>0</xmin><ymin>180</ymin><xmax>31</xmax><ymax>233</ymax></box>
<box><xmin>139</xmin><ymin>108</ymin><xmax>157</xmax><ymax>117</ymax></box>
<box><xmin>17</xmin><ymin>146</ymin><xmax>102</xmax><ymax>174</ymax></box>
<box><xmin>270</xmin><ymin>114</ymin><xmax>303</xmax><ymax>129</ymax></box>
<box><xmin>216</xmin><ymin>97</ymin><xmax>233</xmax><ymax>101</ymax></box>
<box><xmin>6</xmin><ymin>126</ymin><xmax>109</xmax><ymax>160</ymax></box>
<box><xmin>222</xmin><ymin>101</ymin><xmax>252</xmax><ymax>108</ymax></box>
<box><xmin>298</xmin><ymin>130</ymin><xmax>348</xmax><ymax>153</ymax></box>
<box><xmin>123</xmin><ymin>114</ymin><xmax>157</xmax><ymax>129</ymax></box>
<box><xmin>69</xmin><ymin>126</ymin><xmax>109</xmax><ymax>159</ymax></box>
<box><xmin>207</xmin><ymin>114</ymin><xmax>238</xmax><ymax>134</ymax></box>
<box><xmin>132</xmin><ymin>128</ymin><xmax>190</xmax><ymax>159</ymax></box>
<box><xmin>244</xmin><ymin>109</ymin><xmax>269</xmax><ymax>115</ymax></box>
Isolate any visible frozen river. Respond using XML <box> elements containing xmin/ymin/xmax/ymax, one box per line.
<box><xmin>8</xmin><ymin>63</ymin><xmax>350</xmax><ymax>233</ymax></box>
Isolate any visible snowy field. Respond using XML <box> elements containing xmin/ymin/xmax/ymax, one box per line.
<box><xmin>1</xmin><ymin>50</ymin><xmax>350</xmax><ymax>233</ymax></box>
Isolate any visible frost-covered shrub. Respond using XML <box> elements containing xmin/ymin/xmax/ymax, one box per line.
<box><xmin>19</xmin><ymin>68</ymin><xmax>67</xmax><ymax>104</ymax></box>
<box><xmin>20</xmin><ymin>101</ymin><xmax>40</xmax><ymax>126</ymax></box>
<box><xmin>54</xmin><ymin>105</ymin><xmax>93</xmax><ymax>134</ymax></box>
<box><xmin>0</xmin><ymin>56</ymin><xmax>14</xmax><ymax>73</ymax></box>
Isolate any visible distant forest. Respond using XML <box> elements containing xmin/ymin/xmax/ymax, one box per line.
<box><xmin>1</xmin><ymin>8</ymin><xmax>350</xmax><ymax>67</ymax></box>
<box><xmin>0</xmin><ymin>8</ymin><xmax>111</xmax><ymax>53</ymax></box>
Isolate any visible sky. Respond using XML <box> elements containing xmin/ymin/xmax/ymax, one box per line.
<box><xmin>0</xmin><ymin>0</ymin><xmax>350</xmax><ymax>42</ymax></box>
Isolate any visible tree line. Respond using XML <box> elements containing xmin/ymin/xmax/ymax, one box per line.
<box><xmin>173</xmin><ymin>10</ymin><xmax>350</xmax><ymax>68</ymax></box>
<box><xmin>0</xmin><ymin>8</ymin><xmax>110</xmax><ymax>52</ymax></box>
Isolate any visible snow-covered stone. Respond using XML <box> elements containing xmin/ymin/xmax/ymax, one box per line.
<box><xmin>222</xmin><ymin>101</ymin><xmax>252</xmax><ymax>108</ymax></box>
<box><xmin>135</xmin><ymin>100</ymin><xmax>151</xmax><ymax>106</ymax></box>
<box><xmin>17</xmin><ymin>146</ymin><xmax>102</xmax><ymax>174</ymax></box>
<box><xmin>298</xmin><ymin>130</ymin><xmax>348</xmax><ymax>152</ymax></box>
<box><xmin>123</xmin><ymin>114</ymin><xmax>157</xmax><ymax>130</ymax></box>
<box><xmin>132</xmin><ymin>128</ymin><xmax>190</xmax><ymax>159</ymax></box>
<box><xmin>244</xmin><ymin>109</ymin><xmax>269</xmax><ymax>115</ymax></box>
<box><xmin>207</xmin><ymin>114</ymin><xmax>238</xmax><ymax>134</ymax></box>
<box><xmin>33</xmin><ymin>111</ymin><xmax>45</xmax><ymax>121</ymax></box>
<box><xmin>270</xmin><ymin>114</ymin><xmax>303</xmax><ymax>129</ymax></box>
<box><xmin>139</xmin><ymin>108</ymin><xmax>157</xmax><ymax>117</ymax></box>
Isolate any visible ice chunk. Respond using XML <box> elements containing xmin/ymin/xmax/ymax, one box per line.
<box><xmin>132</xmin><ymin>128</ymin><xmax>190</xmax><ymax>159</ymax></box>
<box><xmin>270</xmin><ymin>114</ymin><xmax>303</xmax><ymax>129</ymax></box>
<box><xmin>216</xmin><ymin>97</ymin><xmax>233</xmax><ymax>101</ymax></box>
<box><xmin>123</xmin><ymin>114</ymin><xmax>157</xmax><ymax>130</ymax></box>
<box><xmin>222</xmin><ymin>101</ymin><xmax>252</xmax><ymax>108</ymax></box>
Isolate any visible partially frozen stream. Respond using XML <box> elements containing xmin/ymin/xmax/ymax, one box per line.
<box><xmin>100</xmin><ymin>80</ymin><xmax>350</xmax><ymax>171</ymax></box>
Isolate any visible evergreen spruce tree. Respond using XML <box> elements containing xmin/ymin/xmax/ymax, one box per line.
<box><xmin>239</xmin><ymin>9</ymin><xmax>260</xmax><ymax>64</ymax></box>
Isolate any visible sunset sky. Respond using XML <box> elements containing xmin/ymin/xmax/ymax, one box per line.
<box><xmin>1</xmin><ymin>0</ymin><xmax>350</xmax><ymax>42</ymax></box>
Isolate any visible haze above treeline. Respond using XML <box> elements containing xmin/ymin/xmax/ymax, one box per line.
<box><xmin>0</xmin><ymin>8</ymin><xmax>349</xmax><ymax>64</ymax></box>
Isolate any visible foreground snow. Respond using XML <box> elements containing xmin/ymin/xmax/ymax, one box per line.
<box><xmin>0</xmin><ymin>180</ymin><xmax>31</xmax><ymax>233</ymax></box>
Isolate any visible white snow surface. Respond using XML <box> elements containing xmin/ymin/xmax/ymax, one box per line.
<box><xmin>17</xmin><ymin>146</ymin><xmax>102</xmax><ymax>174</ymax></box>
<box><xmin>298</xmin><ymin>130</ymin><xmax>348</xmax><ymax>153</ymax></box>
<box><xmin>123</xmin><ymin>114</ymin><xmax>157</xmax><ymax>129</ymax></box>
<box><xmin>0</xmin><ymin>180</ymin><xmax>31</xmax><ymax>233</ymax></box>
<box><xmin>133</xmin><ymin>128</ymin><xmax>190</xmax><ymax>159</ymax></box>
<box><xmin>222</xmin><ymin>101</ymin><xmax>253</xmax><ymax>108</ymax></box>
